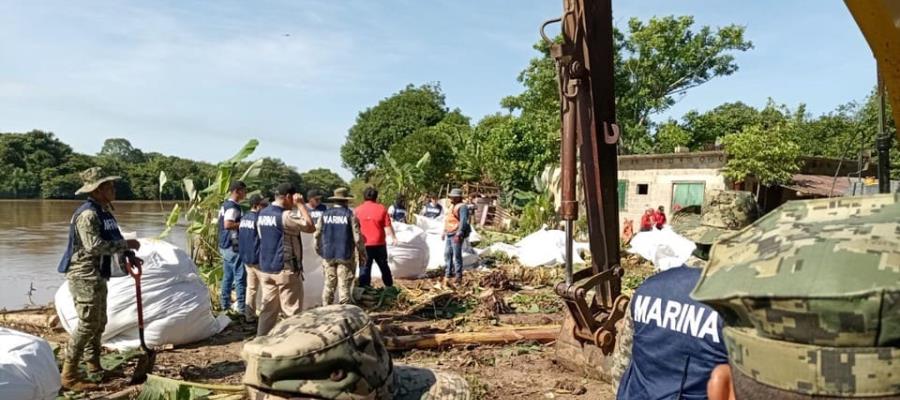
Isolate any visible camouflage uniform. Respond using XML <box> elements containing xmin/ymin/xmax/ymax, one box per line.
<box><xmin>692</xmin><ymin>193</ymin><xmax>900</xmax><ymax>398</ymax></box>
<box><xmin>65</xmin><ymin>195</ymin><xmax>127</xmax><ymax>370</ymax></box>
<box><xmin>242</xmin><ymin>304</ymin><xmax>470</xmax><ymax>399</ymax></box>
<box><xmin>315</xmin><ymin>204</ymin><xmax>366</xmax><ymax>306</ymax></box>
<box><xmin>611</xmin><ymin>191</ymin><xmax>759</xmax><ymax>393</ymax></box>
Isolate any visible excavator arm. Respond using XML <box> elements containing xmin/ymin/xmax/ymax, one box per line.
<box><xmin>546</xmin><ymin>0</ymin><xmax>629</xmax><ymax>381</ymax></box>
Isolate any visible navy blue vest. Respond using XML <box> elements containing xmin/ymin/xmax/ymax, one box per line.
<box><xmin>617</xmin><ymin>266</ymin><xmax>728</xmax><ymax>400</ymax></box>
<box><xmin>307</xmin><ymin>203</ymin><xmax>327</xmax><ymax>225</ymax></box>
<box><xmin>320</xmin><ymin>207</ymin><xmax>354</xmax><ymax>260</ymax></box>
<box><xmin>390</xmin><ymin>205</ymin><xmax>408</xmax><ymax>223</ymax></box>
<box><xmin>238</xmin><ymin>210</ymin><xmax>261</xmax><ymax>265</ymax></box>
<box><xmin>258</xmin><ymin>205</ymin><xmax>286</xmax><ymax>273</ymax></box>
<box><xmin>423</xmin><ymin>203</ymin><xmax>443</xmax><ymax>218</ymax></box>
<box><xmin>217</xmin><ymin>199</ymin><xmax>242</xmax><ymax>250</ymax></box>
<box><xmin>58</xmin><ymin>199</ymin><xmax>125</xmax><ymax>279</ymax></box>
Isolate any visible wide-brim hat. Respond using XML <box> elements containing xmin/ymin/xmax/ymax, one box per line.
<box><xmin>75</xmin><ymin>167</ymin><xmax>121</xmax><ymax>195</ymax></box>
<box><xmin>672</xmin><ymin>191</ymin><xmax>759</xmax><ymax>245</ymax></box>
<box><xmin>327</xmin><ymin>187</ymin><xmax>354</xmax><ymax>201</ymax></box>
<box><xmin>448</xmin><ymin>188</ymin><xmax>463</xmax><ymax>198</ymax></box>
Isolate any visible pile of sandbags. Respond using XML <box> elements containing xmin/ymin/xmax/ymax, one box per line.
<box><xmin>479</xmin><ymin>228</ymin><xmax>589</xmax><ymax>267</ymax></box>
<box><xmin>626</xmin><ymin>226</ymin><xmax>696</xmax><ymax>271</ymax></box>
<box><xmin>0</xmin><ymin>328</ymin><xmax>60</xmax><ymax>400</ymax></box>
<box><xmin>55</xmin><ymin>239</ymin><xmax>230</xmax><ymax>351</ymax></box>
<box><xmin>415</xmin><ymin>216</ymin><xmax>481</xmax><ymax>271</ymax></box>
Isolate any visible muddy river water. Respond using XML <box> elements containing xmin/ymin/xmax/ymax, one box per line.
<box><xmin>0</xmin><ymin>200</ymin><xmax>187</xmax><ymax>310</ymax></box>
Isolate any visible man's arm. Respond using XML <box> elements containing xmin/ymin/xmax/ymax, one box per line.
<box><xmin>458</xmin><ymin>204</ymin><xmax>470</xmax><ymax>236</ymax></box>
<box><xmin>610</xmin><ymin>312</ymin><xmax>634</xmax><ymax>395</ymax></box>
<box><xmin>382</xmin><ymin>208</ymin><xmax>397</xmax><ymax>246</ymax></box>
<box><xmin>352</xmin><ymin>216</ymin><xmax>366</xmax><ymax>264</ymax></box>
<box><xmin>224</xmin><ymin>208</ymin><xmax>240</xmax><ymax>230</ymax></box>
<box><xmin>76</xmin><ymin>210</ymin><xmax>128</xmax><ymax>257</ymax></box>
<box><xmin>313</xmin><ymin>217</ymin><xmax>323</xmax><ymax>256</ymax></box>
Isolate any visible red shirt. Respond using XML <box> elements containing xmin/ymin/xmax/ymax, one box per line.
<box><xmin>654</xmin><ymin>211</ymin><xmax>667</xmax><ymax>229</ymax></box>
<box><xmin>640</xmin><ymin>214</ymin><xmax>654</xmax><ymax>231</ymax></box>
<box><xmin>354</xmin><ymin>200</ymin><xmax>393</xmax><ymax>246</ymax></box>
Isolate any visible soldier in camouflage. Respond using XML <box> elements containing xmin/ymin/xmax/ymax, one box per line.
<box><xmin>242</xmin><ymin>304</ymin><xmax>470</xmax><ymax>399</ymax></box>
<box><xmin>56</xmin><ymin>167</ymin><xmax>141</xmax><ymax>391</ymax></box>
<box><xmin>695</xmin><ymin>193</ymin><xmax>900</xmax><ymax>400</ymax></box>
<box><xmin>611</xmin><ymin>191</ymin><xmax>760</xmax><ymax>397</ymax></box>
<box><xmin>315</xmin><ymin>188</ymin><xmax>366</xmax><ymax>305</ymax></box>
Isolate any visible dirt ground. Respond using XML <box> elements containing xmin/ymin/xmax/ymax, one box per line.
<box><xmin>1</xmin><ymin>258</ymin><xmax>655</xmax><ymax>399</ymax></box>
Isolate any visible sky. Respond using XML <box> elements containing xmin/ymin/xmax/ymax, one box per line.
<box><xmin>0</xmin><ymin>1</ymin><xmax>876</xmax><ymax>179</ymax></box>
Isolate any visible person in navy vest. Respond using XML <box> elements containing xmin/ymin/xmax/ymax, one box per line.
<box><xmin>57</xmin><ymin>167</ymin><xmax>141</xmax><ymax>390</ymax></box>
<box><xmin>239</xmin><ymin>194</ymin><xmax>267</xmax><ymax>323</ymax></box>
<box><xmin>256</xmin><ymin>183</ymin><xmax>315</xmax><ymax>336</ymax></box>
<box><xmin>387</xmin><ymin>195</ymin><xmax>408</xmax><ymax>223</ymax></box>
<box><xmin>305</xmin><ymin>189</ymin><xmax>327</xmax><ymax>225</ymax></box>
<box><xmin>314</xmin><ymin>187</ymin><xmax>365</xmax><ymax>305</ymax></box>
<box><xmin>421</xmin><ymin>194</ymin><xmax>443</xmax><ymax>219</ymax></box>
<box><xmin>614</xmin><ymin>191</ymin><xmax>761</xmax><ymax>399</ymax></box>
<box><xmin>217</xmin><ymin>180</ymin><xmax>247</xmax><ymax>315</ymax></box>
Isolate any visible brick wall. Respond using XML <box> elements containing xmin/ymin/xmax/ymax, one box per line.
<box><xmin>617</xmin><ymin>168</ymin><xmax>726</xmax><ymax>229</ymax></box>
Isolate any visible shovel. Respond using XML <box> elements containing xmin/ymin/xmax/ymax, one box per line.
<box><xmin>123</xmin><ymin>251</ymin><xmax>156</xmax><ymax>384</ymax></box>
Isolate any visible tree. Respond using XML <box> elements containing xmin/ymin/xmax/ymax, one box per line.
<box><xmin>679</xmin><ymin>102</ymin><xmax>763</xmax><ymax>149</ymax></box>
<box><xmin>341</xmin><ymin>84</ymin><xmax>448</xmax><ymax>177</ymax></box>
<box><xmin>722</xmin><ymin>124</ymin><xmax>801</xmax><ymax>196</ymax></box>
<box><xmin>478</xmin><ymin>114</ymin><xmax>557</xmax><ymax>192</ymax></box>
<box><xmin>299</xmin><ymin>168</ymin><xmax>348</xmax><ymax>196</ymax></box>
<box><xmin>243</xmin><ymin>158</ymin><xmax>303</xmax><ymax>198</ymax></box>
<box><xmin>654</xmin><ymin>120</ymin><xmax>692</xmax><ymax>153</ymax></box>
<box><xmin>0</xmin><ymin>130</ymin><xmax>75</xmax><ymax>198</ymax></box>
<box><xmin>387</xmin><ymin>124</ymin><xmax>455</xmax><ymax>194</ymax></box>
<box><xmin>99</xmin><ymin>138</ymin><xmax>145</xmax><ymax>163</ymax></box>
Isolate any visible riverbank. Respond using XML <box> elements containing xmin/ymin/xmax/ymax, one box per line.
<box><xmin>0</xmin><ymin>258</ymin><xmax>655</xmax><ymax>399</ymax></box>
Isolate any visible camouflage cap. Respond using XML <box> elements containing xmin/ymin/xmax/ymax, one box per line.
<box><xmin>75</xmin><ymin>167</ymin><xmax>121</xmax><ymax>195</ymax></box>
<box><xmin>242</xmin><ymin>304</ymin><xmax>470</xmax><ymax>399</ymax></box>
<box><xmin>691</xmin><ymin>193</ymin><xmax>900</xmax><ymax>348</ymax></box>
<box><xmin>672</xmin><ymin>190</ymin><xmax>760</xmax><ymax>245</ymax></box>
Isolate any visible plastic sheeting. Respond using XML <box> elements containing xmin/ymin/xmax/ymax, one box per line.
<box><xmin>480</xmin><ymin>228</ymin><xmax>589</xmax><ymax>267</ymax></box>
<box><xmin>55</xmin><ymin>239</ymin><xmax>230</xmax><ymax>351</ymax></box>
<box><xmin>0</xmin><ymin>328</ymin><xmax>60</xmax><ymax>400</ymax></box>
<box><xmin>626</xmin><ymin>227</ymin><xmax>696</xmax><ymax>271</ymax></box>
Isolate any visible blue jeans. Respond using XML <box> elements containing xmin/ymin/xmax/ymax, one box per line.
<box><xmin>444</xmin><ymin>235</ymin><xmax>463</xmax><ymax>279</ymax></box>
<box><xmin>219</xmin><ymin>247</ymin><xmax>246</xmax><ymax>312</ymax></box>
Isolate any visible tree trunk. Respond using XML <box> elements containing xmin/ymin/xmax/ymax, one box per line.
<box><xmin>382</xmin><ymin>326</ymin><xmax>560</xmax><ymax>351</ymax></box>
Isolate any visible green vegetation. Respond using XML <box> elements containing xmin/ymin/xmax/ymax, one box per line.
<box><xmin>0</xmin><ymin>133</ymin><xmax>347</xmax><ymax>200</ymax></box>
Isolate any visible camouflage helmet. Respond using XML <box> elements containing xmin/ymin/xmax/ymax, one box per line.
<box><xmin>692</xmin><ymin>193</ymin><xmax>900</xmax><ymax>397</ymax></box>
<box><xmin>242</xmin><ymin>304</ymin><xmax>469</xmax><ymax>399</ymax></box>
<box><xmin>672</xmin><ymin>190</ymin><xmax>760</xmax><ymax>245</ymax></box>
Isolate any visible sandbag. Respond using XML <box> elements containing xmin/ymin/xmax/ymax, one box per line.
<box><xmin>626</xmin><ymin>226</ymin><xmax>696</xmax><ymax>271</ymax></box>
<box><xmin>383</xmin><ymin>223</ymin><xmax>429</xmax><ymax>279</ymax></box>
<box><xmin>480</xmin><ymin>228</ymin><xmax>588</xmax><ymax>268</ymax></box>
<box><xmin>55</xmin><ymin>239</ymin><xmax>229</xmax><ymax>351</ymax></box>
<box><xmin>0</xmin><ymin>328</ymin><xmax>61</xmax><ymax>400</ymax></box>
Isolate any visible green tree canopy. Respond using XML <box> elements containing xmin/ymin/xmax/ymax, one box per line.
<box><xmin>99</xmin><ymin>138</ymin><xmax>145</xmax><ymax>163</ymax></box>
<box><xmin>722</xmin><ymin>124</ymin><xmax>802</xmax><ymax>190</ymax></box>
<box><xmin>340</xmin><ymin>83</ymin><xmax>448</xmax><ymax>177</ymax></box>
<box><xmin>299</xmin><ymin>168</ymin><xmax>348</xmax><ymax>197</ymax></box>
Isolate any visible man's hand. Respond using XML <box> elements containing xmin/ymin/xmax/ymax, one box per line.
<box><xmin>126</xmin><ymin>239</ymin><xmax>141</xmax><ymax>250</ymax></box>
<box><xmin>452</xmin><ymin>235</ymin><xmax>462</xmax><ymax>244</ymax></box>
<box><xmin>390</xmin><ymin>236</ymin><xmax>398</xmax><ymax>246</ymax></box>
<box><xmin>293</xmin><ymin>193</ymin><xmax>305</xmax><ymax>205</ymax></box>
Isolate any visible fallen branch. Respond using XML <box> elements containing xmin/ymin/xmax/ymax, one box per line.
<box><xmin>0</xmin><ymin>312</ymin><xmax>59</xmax><ymax>329</ymax></box>
<box><xmin>383</xmin><ymin>326</ymin><xmax>560</xmax><ymax>351</ymax></box>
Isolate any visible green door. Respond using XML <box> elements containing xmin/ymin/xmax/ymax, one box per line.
<box><xmin>672</xmin><ymin>182</ymin><xmax>705</xmax><ymax>211</ymax></box>
<box><xmin>617</xmin><ymin>180</ymin><xmax>628</xmax><ymax>210</ymax></box>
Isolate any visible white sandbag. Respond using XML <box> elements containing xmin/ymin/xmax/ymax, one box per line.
<box><xmin>383</xmin><ymin>223</ymin><xmax>429</xmax><ymax>279</ymax></box>
<box><xmin>424</xmin><ymin>234</ymin><xmax>446</xmax><ymax>270</ymax></box>
<box><xmin>55</xmin><ymin>239</ymin><xmax>229</xmax><ymax>351</ymax></box>
<box><xmin>301</xmin><ymin>232</ymin><xmax>326</xmax><ymax>309</ymax></box>
<box><xmin>417</xmin><ymin>215</ymin><xmax>482</xmax><ymax>270</ymax></box>
<box><xmin>0</xmin><ymin>328</ymin><xmax>60</xmax><ymax>400</ymax></box>
<box><xmin>479</xmin><ymin>228</ymin><xmax>588</xmax><ymax>268</ymax></box>
<box><xmin>415</xmin><ymin>215</ymin><xmax>444</xmax><ymax>236</ymax></box>
<box><xmin>626</xmin><ymin>227</ymin><xmax>696</xmax><ymax>271</ymax></box>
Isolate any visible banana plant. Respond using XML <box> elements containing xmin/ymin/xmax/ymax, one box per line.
<box><xmin>159</xmin><ymin>139</ymin><xmax>261</xmax><ymax>305</ymax></box>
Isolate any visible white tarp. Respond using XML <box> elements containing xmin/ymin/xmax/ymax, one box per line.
<box><xmin>626</xmin><ymin>226</ymin><xmax>696</xmax><ymax>271</ymax></box>
<box><xmin>55</xmin><ymin>239</ymin><xmax>229</xmax><ymax>351</ymax></box>
<box><xmin>479</xmin><ymin>228</ymin><xmax>589</xmax><ymax>268</ymax></box>
<box><xmin>0</xmin><ymin>328</ymin><xmax>60</xmax><ymax>400</ymax></box>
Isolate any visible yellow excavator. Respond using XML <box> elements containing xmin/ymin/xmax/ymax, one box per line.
<box><xmin>547</xmin><ymin>0</ymin><xmax>900</xmax><ymax>382</ymax></box>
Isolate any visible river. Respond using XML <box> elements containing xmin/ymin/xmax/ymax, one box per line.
<box><xmin>0</xmin><ymin>200</ymin><xmax>188</xmax><ymax>310</ymax></box>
